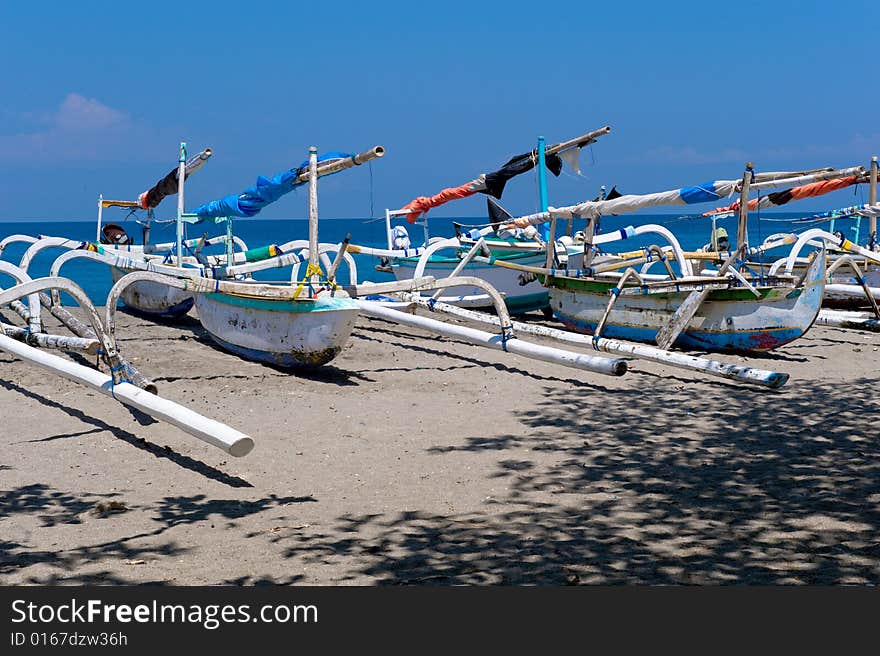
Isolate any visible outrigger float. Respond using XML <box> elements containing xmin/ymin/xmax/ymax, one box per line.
<box><xmin>0</xmin><ymin>263</ymin><xmax>253</xmax><ymax>456</ymax></box>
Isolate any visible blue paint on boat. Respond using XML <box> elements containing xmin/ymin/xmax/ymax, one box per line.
<box><xmin>554</xmin><ymin>311</ymin><xmax>805</xmax><ymax>352</ymax></box>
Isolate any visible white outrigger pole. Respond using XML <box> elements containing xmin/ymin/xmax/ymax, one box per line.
<box><xmin>406</xmin><ymin>298</ymin><xmax>789</xmax><ymax>388</ymax></box>
<box><xmin>0</xmin><ymin>332</ymin><xmax>253</xmax><ymax>456</ymax></box>
<box><xmin>0</xmin><ymin>276</ymin><xmax>254</xmax><ymax>456</ymax></box>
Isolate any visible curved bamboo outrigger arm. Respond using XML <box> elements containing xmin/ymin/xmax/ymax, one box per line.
<box><xmin>0</xmin><ymin>234</ymin><xmax>41</xmax><ymax>258</ymax></box>
<box><xmin>18</xmin><ymin>236</ymin><xmax>89</xmax><ymax>273</ymax></box>
<box><xmin>769</xmin><ymin>228</ymin><xmax>880</xmax><ymax>276</ymax></box>
<box><xmin>0</xmin><ymin>261</ymin><xmax>43</xmax><ymax>332</ymax></box>
<box><xmin>0</xmin><ymin>276</ymin><xmax>155</xmax><ymax>389</ymax></box>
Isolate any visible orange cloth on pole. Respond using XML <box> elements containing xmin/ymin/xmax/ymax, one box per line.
<box><xmin>401</xmin><ymin>182</ymin><xmax>478</xmax><ymax>223</ymax></box>
<box><xmin>703</xmin><ymin>176</ymin><xmax>858</xmax><ymax>216</ymax></box>
<box><xmin>788</xmin><ymin>176</ymin><xmax>855</xmax><ymax>200</ymax></box>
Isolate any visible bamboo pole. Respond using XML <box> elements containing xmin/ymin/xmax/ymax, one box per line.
<box><xmin>870</xmin><ymin>156</ymin><xmax>878</xmax><ymax>240</ymax></box>
<box><xmin>737</xmin><ymin>163</ymin><xmax>753</xmax><ymax>249</ymax></box>
<box><xmin>291</xmin><ymin>146</ymin><xmax>384</xmax><ymax>185</ymax></box>
<box><xmin>824</xmin><ymin>283</ymin><xmax>880</xmax><ymax>304</ymax></box>
<box><xmin>582</xmin><ymin>216</ymin><xmax>598</xmax><ymax>269</ymax></box>
<box><xmin>42</xmin><ymin>294</ymin><xmax>97</xmax><ymax>339</ymax></box>
<box><xmin>356</xmin><ymin>301</ymin><xmax>627</xmax><ymax>377</ymax></box>
<box><xmin>594</xmin><ymin>268</ymin><xmax>645</xmax><ymax>338</ymax></box>
<box><xmin>544</xmin><ymin>126</ymin><xmax>612</xmax><ymax>157</ymax></box>
<box><xmin>176</xmin><ymin>142</ymin><xmax>187</xmax><ymax>268</ymax></box>
<box><xmin>751</xmin><ymin>167</ymin><xmax>832</xmax><ymax>182</ymax></box>
<box><xmin>543</xmin><ymin>215</ymin><xmax>558</xmax><ymax>280</ymax></box>
<box><xmin>327</xmin><ymin>233</ymin><xmax>351</xmax><ymax>283</ymax></box>
<box><xmin>413</xmin><ymin>299</ymin><xmax>790</xmax><ymax>389</ymax></box>
<box><xmin>0</xmin><ymin>333</ymin><xmax>254</xmax><ymax>456</ymax></box>
<box><xmin>0</xmin><ymin>322</ymin><xmax>100</xmax><ymax>354</ymax></box>
<box><xmin>816</xmin><ymin>309</ymin><xmax>880</xmax><ymax>332</ymax></box>
<box><xmin>308</xmin><ymin>146</ymin><xmax>319</xmax><ymax>283</ymax></box>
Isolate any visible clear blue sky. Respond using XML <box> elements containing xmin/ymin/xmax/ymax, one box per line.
<box><xmin>1</xmin><ymin>1</ymin><xmax>877</xmax><ymax>220</ymax></box>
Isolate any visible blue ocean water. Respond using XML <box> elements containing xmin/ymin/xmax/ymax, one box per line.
<box><xmin>0</xmin><ymin>211</ymin><xmax>865</xmax><ymax>305</ymax></box>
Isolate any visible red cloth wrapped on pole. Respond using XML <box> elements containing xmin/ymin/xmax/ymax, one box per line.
<box><xmin>703</xmin><ymin>176</ymin><xmax>860</xmax><ymax>216</ymax></box>
<box><xmin>402</xmin><ymin>181</ymin><xmax>483</xmax><ymax>223</ymax></box>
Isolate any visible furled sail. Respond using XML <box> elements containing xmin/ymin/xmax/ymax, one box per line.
<box><xmin>506</xmin><ymin>166</ymin><xmax>865</xmax><ymax>227</ymax></box>
<box><xmin>399</xmin><ymin>151</ymin><xmax>563</xmax><ymax>224</ymax></box>
<box><xmin>192</xmin><ymin>148</ymin><xmax>383</xmax><ymax>220</ymax></box>
<box><xmin>702</xmin><ymin>175</ymin><xmax>864</xmax><ymax>216</ymax></box>
<box><xmin>400</xmin><ymin>127</ymin><xmax>612</xmax><ymax>223</ymax></box>
<box><xmin>138</xmin><ymin>148</ymin><xmax>212</xmax><ymax>209</ymax></box>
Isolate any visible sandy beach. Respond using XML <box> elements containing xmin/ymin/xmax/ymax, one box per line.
<box><xmin>1</xmin><ymin>307</ymin><xmax>878</xmax><ymax>585</ymax></box>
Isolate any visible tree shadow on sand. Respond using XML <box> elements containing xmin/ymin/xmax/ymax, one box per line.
<box><xmin>0</xmin><ymin>488</ymin><xmax>316</xmax><ymax>584</ymax></box>
<box><xmin>265</xmin><ymin>376</ymin><xmax>880</xmax><ymax>584</ymax></box>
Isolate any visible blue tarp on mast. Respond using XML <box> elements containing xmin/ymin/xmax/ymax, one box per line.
<box><xmin>192</xmin><ymin>152</ymin><xmax>353</xmax><ymax>220</ymax></box>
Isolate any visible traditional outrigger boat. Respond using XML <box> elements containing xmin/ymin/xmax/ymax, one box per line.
<box><xmin>5</xmin><ymin>143</ymin><xmax>385</xmax><ymax>367</ymax></box>
<box><xmin>494</xmin><ymin>164</ymin><xmax>870</xmax><ymax>353</ymax></box>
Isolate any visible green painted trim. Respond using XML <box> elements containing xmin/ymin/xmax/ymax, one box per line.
<box><xmin>504</xmin><ymin>291</ymin><xmax>549</xmax><ymax>313</ymax></box>
<box><xmin>547</xmin><ymin>275</ymin><xmax>795</xmax><ymax>301</ymax></box>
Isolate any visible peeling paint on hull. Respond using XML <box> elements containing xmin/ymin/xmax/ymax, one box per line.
<box><xmin>194</xmin><ymin>292</ymin><xmax>359</xmax><ymax>368</ymax></box>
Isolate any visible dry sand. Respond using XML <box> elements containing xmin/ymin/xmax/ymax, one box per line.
<box><xmin>1</xmin><ymin>307</ymin><xmax>878</xmax><ymax>585</ymax></box>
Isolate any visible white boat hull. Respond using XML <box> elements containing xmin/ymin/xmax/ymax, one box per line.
<box><xmin>548</xmin><ymin>250</ymin><xmax>826</xmax><ymax>352</ymax></box>
<box><xmin>193</xmin><ymin>292</ymin><xmax>360</xmax><ymax>367</ymax></box>
<box><xmin>110</xmin><ymin>266</ymin><xmax>193</xmax><ymax>318</ymax></box>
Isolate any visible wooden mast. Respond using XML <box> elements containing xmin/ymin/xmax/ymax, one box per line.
<box><xmin>737</xmin><ymin>162</ymin><xmax>753</xmax><ymax>250</ymax></box>
<box><xmin>870</xmin><ymin>156</ymin><xmax>878</xmax><ymax>243</ymax></box>
<box><xmin>308</xmin><ymin>146</ymin><xmax>319</xmax><ymax>283</ymax></box>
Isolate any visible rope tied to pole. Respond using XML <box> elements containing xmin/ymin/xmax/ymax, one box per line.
<box><xmin>293</xmin><ymin>262</ymin><xmax>325</xmax><ymax>299</ymax></box>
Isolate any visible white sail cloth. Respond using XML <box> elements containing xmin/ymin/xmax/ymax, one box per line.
<box><xmin>508</xmin><ymin>166</ymin><xmax>865</xmax><ymax>226</ymax></box>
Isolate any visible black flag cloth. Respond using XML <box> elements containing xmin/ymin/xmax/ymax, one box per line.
<box><xmin>483</xmin><ymin>151</ymin><xmax>563</xmax><ymax>199</ymax></box>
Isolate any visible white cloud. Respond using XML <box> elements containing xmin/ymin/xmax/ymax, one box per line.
<box><xmin>54</xmin><ymin>93</ymin><xmax>128</xmax><ymax>132</ymax></box>
<box><xmin>0</xmin><ymin>93</ymin><xmax>146</xmax><ymax>165</ymax></box>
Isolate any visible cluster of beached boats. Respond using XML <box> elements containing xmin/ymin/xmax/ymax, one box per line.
<box><xmin>1</xmin><ymin>126</ymin><xmax>878</xmax><ymax>457</ymax></box>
